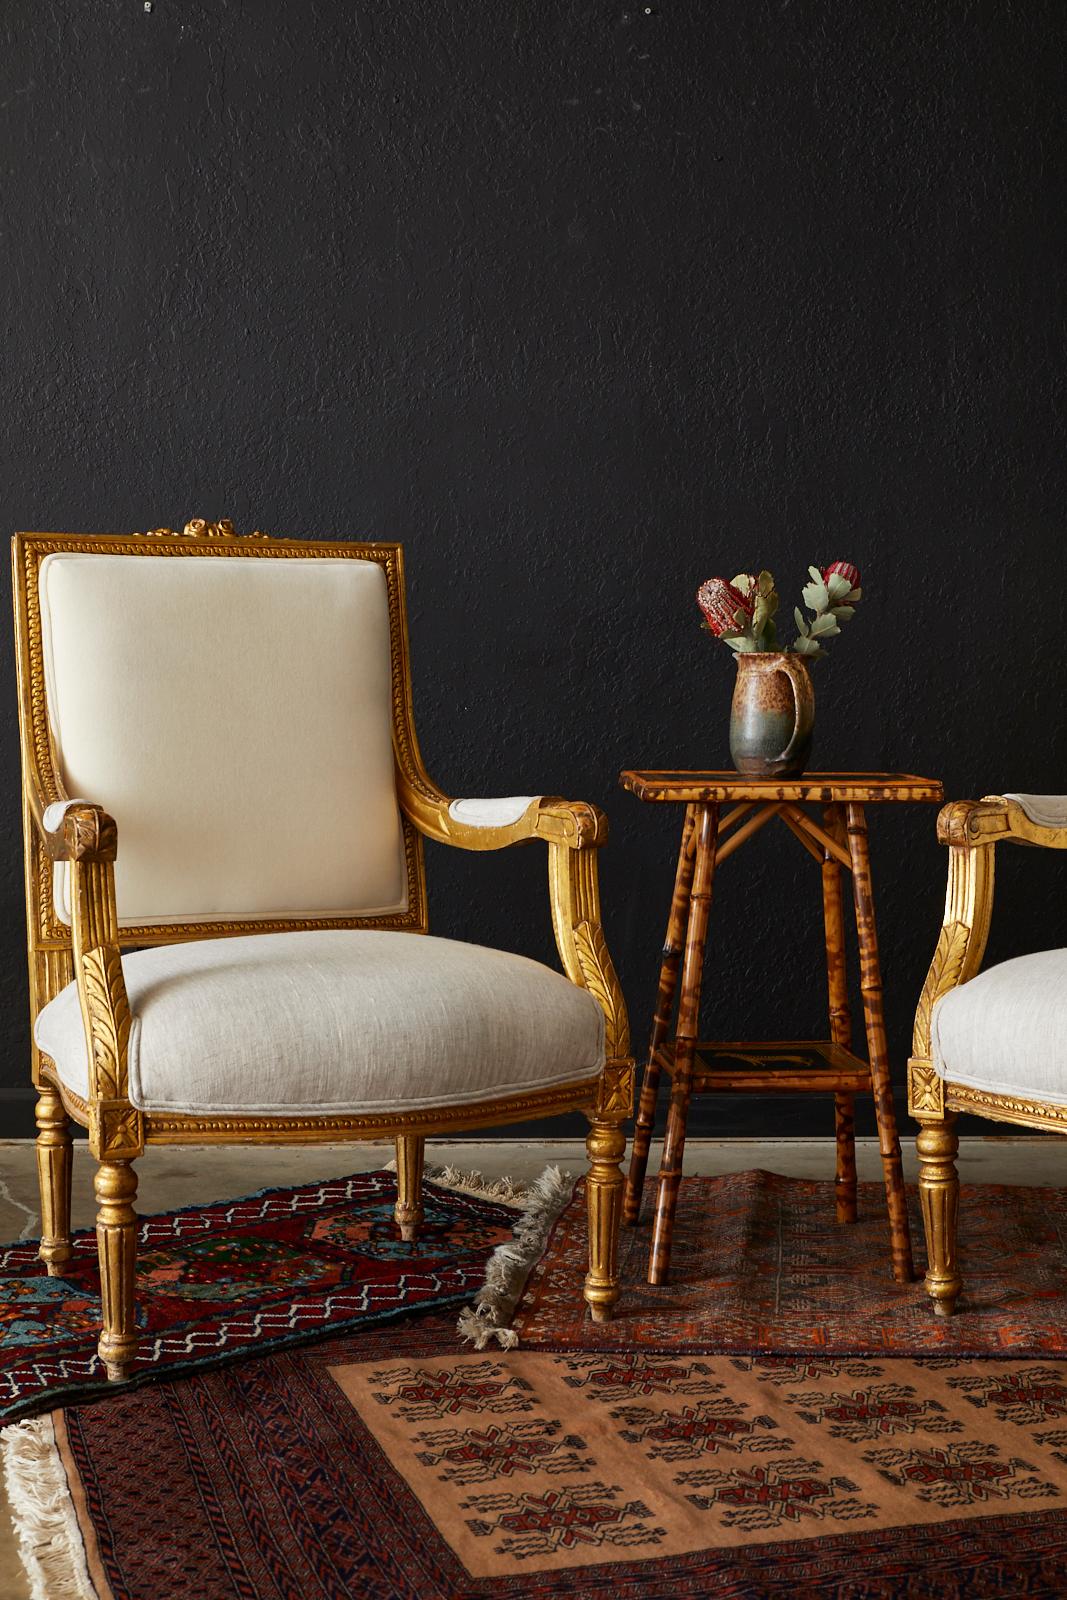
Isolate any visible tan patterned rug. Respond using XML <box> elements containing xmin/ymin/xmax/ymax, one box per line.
<box><xmin>7</xmin><ymin>1315</ymin><xmax>1067</xmax><ymax>1597</ymax></box>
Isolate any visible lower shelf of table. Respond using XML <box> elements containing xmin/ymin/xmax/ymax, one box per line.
<box><xmin>652</xmin><ymin>1039</ymin><xmax>873</xmax><ymax>1094</ymax></box>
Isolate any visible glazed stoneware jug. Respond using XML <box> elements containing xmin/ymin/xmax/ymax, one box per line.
<box><xmin>729</xmin><ymin>652</ymin><xmax>815</xmax><ymax>777</ymax></box>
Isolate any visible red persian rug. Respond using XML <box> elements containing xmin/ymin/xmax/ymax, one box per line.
<box><xmin>509</xmin><ymin>1169</ymin><xmax>1067</xmax><ymax>1356</ymax></box>
<box><xmin>0</xmin><ymin>1167</ymin><xmax>521</xmax><ymax>1424</ymax></box>
<box><xmin>8</xmin><ymin>1311</ymin><xmax>1067</xmax><ymax>1598</ymax></box>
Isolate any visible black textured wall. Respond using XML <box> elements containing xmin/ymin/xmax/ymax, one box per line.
<box><xmin>1</xmin><ymin>3</ymin><xmax>1064</xmax><ymax>1141</ymax></box>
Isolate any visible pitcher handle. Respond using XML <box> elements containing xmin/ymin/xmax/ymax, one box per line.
<box><xmin>775</xmin><ymin>655</ymin><xmax>815</xmax><ymax>764</ymax></box>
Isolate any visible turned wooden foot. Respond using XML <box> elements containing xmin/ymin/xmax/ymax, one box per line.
<box><xmin>917</xmin><ymin>1114</ymin><xmax>961</xmax><ymax>1317</ymax></box>
<box><xmin>584</xmin><ymin>1119</ymin><xmax>626</xmax><ymax>1322</ymax></box>
<box><xmin>95</xmin><ymin>1159</ymin><xmax>139</xmax><ymax>1382</ymax></box>
<box><xmin>394</xmin><ymin>1135</ymin><xmax>425</xmax><ymax>1243</ymax></box>
<box><xmin>35</xmin><ymin>1086</ymin><xmax>73</xmax><ymax>1276</ymax></box>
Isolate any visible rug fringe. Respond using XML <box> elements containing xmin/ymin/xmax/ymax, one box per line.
<box><xmin>1</xmin><ymin>1416</ymin><xmax>99</xmax><ymax>1600</ymax></box>
<box><xmin>424</xmin><ymin>1162</ymin><xmax>529</xmax><ymax>1207</ymax></box>
<box><xmin>457</xmin><ymin>1165</ymin><xmax>576</xmax><ymax>1350</ymax></box>
<box><xmin>384</xmin><ymin>1156</ymin><xmax>530</xmax><ymax>1207</ymax></box>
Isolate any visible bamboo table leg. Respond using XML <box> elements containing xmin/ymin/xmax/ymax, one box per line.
<box><xmin>822</xmin><ymin>803</ymin><xmax>857</xmax><ymax>1224</ymax></box>
<box><xmin>648</xmin><ymin>804</ymin><xmax>719</xmax><ymax>1285</ymax></box>
<box><xmin>846</xmin><ymin>802</ymin><xmax>914</xmax><ymax>1282</ymax></box>
<box><xmin>624</xmin><ymin>805</ymin><xmax>698</xmax><ymax>1225</ymax></box>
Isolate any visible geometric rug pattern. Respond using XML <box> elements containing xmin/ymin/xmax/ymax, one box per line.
<box><xmin>9</xmin><ymin>1170</ymin><xmax>1067</xmax><ymax>1596</ymax></box>
<box><xmin>0</xmin><ymin>1169</ymin><xmax>519</xmax><ymax>1423</ymax></box>
<box><xmin>50</xmin><ymin>1314</ymin><xmax>1067</xmax><ymax>1598</ymax></box>
<box><xmin>516</xmin><ymin>1170</ymin><xmax>1067</xmax><ymax>1355</ymax></box>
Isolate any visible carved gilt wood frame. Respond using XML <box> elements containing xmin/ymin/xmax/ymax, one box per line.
<box><xmin>907</xmin><ymin>795</ymin><xmax>1067</xmax><ymax>1316</ymax></box>
<box><xmin>907</xmin><ymin>795</ymin><xmax>1067</xmax><ymax>1134</ymax></box>
<box><xmin>13</xmin><ymin>522</ymin><xmax>634</xmax><ymax>1166</ymax></box>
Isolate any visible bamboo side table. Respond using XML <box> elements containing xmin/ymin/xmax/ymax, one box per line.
<box><xmin>620</xmin><ymin>771</ymin><xmax>944</xmax><ymax>1287</ymax></box>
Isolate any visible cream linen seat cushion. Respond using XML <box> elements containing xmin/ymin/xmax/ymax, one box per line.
<box><xmin>931</xmin><ymin>948</ymin><xmax>1067</xmax><ymax>1107</ymax></box>
<box><xmin>35</xmin><ymin>930</ymin><xmax>605</xmax><ymax>1116</ymax></box>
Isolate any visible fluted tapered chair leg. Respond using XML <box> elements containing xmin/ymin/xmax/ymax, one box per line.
<box><xmin>95</xmin><ymin>1159</ymin><xmax>139</xmax><ymax>1382</ymax></box>
<box><xmin>584</xmin><ymin>1117</ymin><xmax>626</xmax><ymax>1323</ymax></box>
<box><xmin>917</xmin><ymin>1112</ymin><xmax>962</xmax><ymax>1318</ymax></box>
<box><xmin>394</xmin><ymin>1135</ymin><xmax>425</xmax><ymax>1242</ymax></box>
<box><xmin>35</xmin><ymin>1085</ymin><xmax>73</xmax><ymax>1277</ymax></box>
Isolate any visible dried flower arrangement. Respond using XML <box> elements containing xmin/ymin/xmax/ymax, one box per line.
<box><xmin>697</xmin><ymin>561</ymin><xmax>862</xmax><ymax>659</ymax></box>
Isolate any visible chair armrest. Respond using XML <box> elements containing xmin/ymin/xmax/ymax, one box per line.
<box><xmin>906</xmin><ymin>791</ymin><xmax>1066</xmax><ymax>1115</ymax></box>
<box><xmin>938</xmin><ymin>794</ymin><xmax>1067</xmax><ymax>850</ymax></box>
<box><xmin>399</xmin><ymin>776</ymin><xmax>608</xmax><ymax>851</ymax></box>
<box><xmin>396</xmin><ymin>769</ymin><xmax>627</xmax><ymax>1060</ymax></box>
<box><xmin>28</xmin><ymin>788</ymin><xmax>117</xmax><ymax>862</ymax></box>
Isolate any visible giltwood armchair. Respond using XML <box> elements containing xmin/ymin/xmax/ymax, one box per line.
<box><xmin>908</xmin><ymin>793</ymin><xmax>1067</xmax><ymax>1316</ymax></box>
<box><xmin>12</xmin><ymin>521</ymin><xmax>633</xmax><ymax>1381</ymax></box>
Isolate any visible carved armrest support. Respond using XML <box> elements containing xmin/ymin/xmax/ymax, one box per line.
<box><xmin>547</xmin><ymin>839</ymin><xmax>632</xmax><ymax>1089</ymax></box>
<box><xmin>29</xmin><ymin>789</ymin><xmax>118</xmax><ymax>862</ymax></box>
<box><xmin>53</xmin><ymin>827</ymin><xmax>143</xmax><ymax>1159</ymax></box>
<box><xmin>908</xmin><ymin>806</ymin><xmax>999</xmax><ymax>1119</ymax></box>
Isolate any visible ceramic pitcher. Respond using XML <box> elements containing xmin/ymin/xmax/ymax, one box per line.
<box><xmin>729</xmin><ymin>652</ymin><xmax>815</xmax><ymax>778</ymax></box>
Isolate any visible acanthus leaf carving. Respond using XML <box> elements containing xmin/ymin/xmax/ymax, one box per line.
<box><xmin>80</xmin><ymin>947</ymin><xmax>132</xmax><ymax>1102</ymax></box>
<box><xmin>573</xmin><ymin>919</ymin><xmax>630</xmax><ymax>1061</ymax></box>
<box><xmin>64</xmin><ymin>807</ymin><xmax>118</xmax><ymax>861</ymax></box>
<box><xmin>913</xmin><ymin>920</ymin><xmax>970</xmax><ymax>1055</ymax></box>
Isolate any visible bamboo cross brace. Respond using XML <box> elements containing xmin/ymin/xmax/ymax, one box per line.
<box><xmin>714</xmin><ymin>802</ymin><xmax>781</xmax><ymax>866</ymax></box>
<box><xmin>714</xmin><ymin>802</ymin><xmax>757</xmax><ymax>840</ymax></box>
<box><xmin>777</xmin><ymin>807</ymin><xmax>826</xmax><ymax>863</ymax></box>
<box><xmin>778</xmin><ymin>805</ymin><xmax>852</xmax><ymax>870</ymax></box>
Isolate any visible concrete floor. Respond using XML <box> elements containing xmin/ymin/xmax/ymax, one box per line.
<box><xmin>0</xmin><ymin>1136</ymin><xmax>1061</xmax><ymax>1599</ymax></box>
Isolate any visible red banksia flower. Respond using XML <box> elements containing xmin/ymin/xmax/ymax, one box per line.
<box><xmin>822</xmin><ymin>560</ymin><xmax>860</xmax><ymax>589</ymax></box>
<box><xmin>697</xmin><ymin>577</ymin><xmax>753</xmax><ymax>637</ymax></box>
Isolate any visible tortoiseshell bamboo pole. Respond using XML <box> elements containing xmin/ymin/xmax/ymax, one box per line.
<box><xmin>624</xmin><ymin>805</ymin><xmax>698</xmax><ymax>1225</ymax></box>
<box><xmin>822</xmin><ymin>803</ymin><xmax>857</xmax><ymax>1224</ymax></box>
<box><xmin>648</xmin><ymin>803</ymin><xmax>719</xmax><ymax>1284</ymax></box>
<box><xmin>846</xmin><ymin>802</ymin><xmax>914</xmax><ymax>1282</ymax></box>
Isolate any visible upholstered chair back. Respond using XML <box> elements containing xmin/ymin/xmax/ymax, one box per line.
<box><xmin>33</xmin><ymin>545</ymin><xmax>413</xmax><ymax>931</ymax></box>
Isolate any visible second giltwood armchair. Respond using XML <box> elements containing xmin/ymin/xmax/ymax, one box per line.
<box><xmin>909</xmin><ymin>792</ymin><xmax>1067</xmax><ymax>1316</ymax></box>
<box><xmin>13</xmin><ymin>521</ymin><xmax>633</xmax><ymax>1382</ymax></box>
